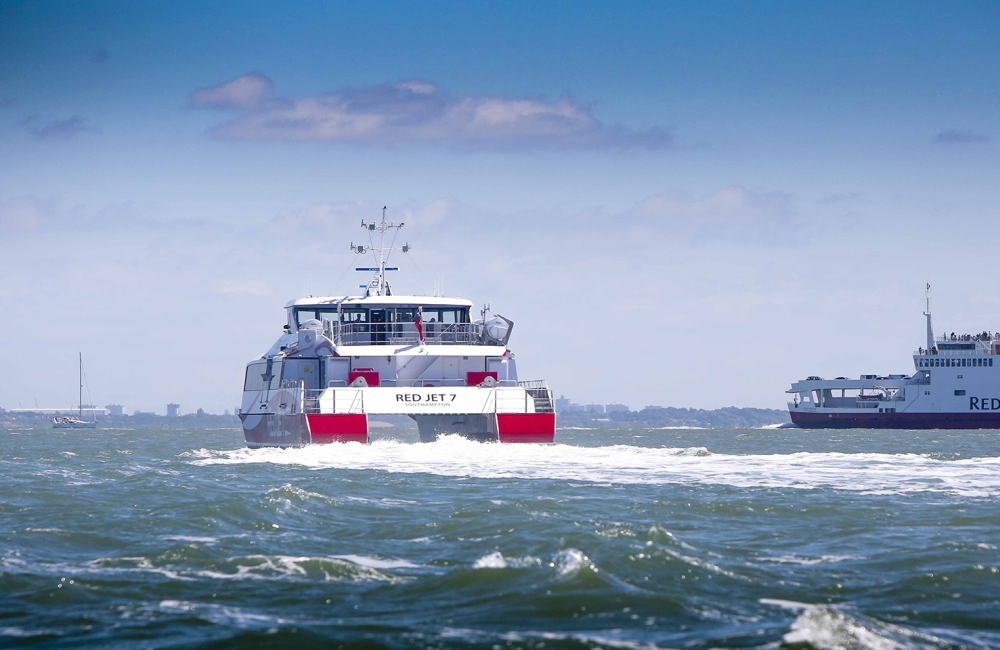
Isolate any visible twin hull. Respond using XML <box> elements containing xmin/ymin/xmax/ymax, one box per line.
<box><xmin>239</xmin><ymin>384</ymin><xmax>555</xmax><ymax>446</ymax></box>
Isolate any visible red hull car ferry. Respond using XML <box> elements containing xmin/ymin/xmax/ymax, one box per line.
<box><xmin>238</xmin><ymin>210</ymin><xmax>555</xmax><ymax>447</ymax></box>
<box><xmin>788</xmin><ymin>291</ymin><xmax>1000</xmax><ymax>429</ymax></box>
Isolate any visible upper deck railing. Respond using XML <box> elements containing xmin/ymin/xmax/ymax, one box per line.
<box><xmin>334</xmin><ymin>321</ymin><xmax>489</xmax><ymax>346</ymax></box>
<box><xmin>915</xmin><ymin>332</ymin><xmax>1000</xmax><ymax>356</ymax></box>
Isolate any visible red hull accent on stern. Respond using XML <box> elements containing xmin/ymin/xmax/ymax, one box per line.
<box><xmin>306</xmin><ymin>413</ymin><xmax>369</xmax><ymax>443</ymax></box>
<box><xmin>496</xmin><ymin>413</ymin><xmax>556</xmax><ymax>443</ymax></box>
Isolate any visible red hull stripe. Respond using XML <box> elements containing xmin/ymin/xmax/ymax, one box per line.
<box><xmin>496</xmin><ymin>413</ymin><xmax>556</xmax><ymax>443</ymax></box>
<box><xmin>790</xmin><ymin>410</ymin><xmax>1000</xmax><ymax>430</ymax></box>
<box><xmin>307</xmin><ymin>414</ymin><xmax>369</xmax><ymax>443</ymax></box>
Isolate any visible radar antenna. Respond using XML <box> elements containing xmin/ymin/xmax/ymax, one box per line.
<box><xmin>350</xmin><ymin>206</ymin><xmax>410</xmax><ymax>297</ymax></box>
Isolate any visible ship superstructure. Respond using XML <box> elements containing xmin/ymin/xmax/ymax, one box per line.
<box><xmin>238</xmin><ymin>209</ymin><xmax>555</xmax><ymax>447</ymax></box>
<box><xmin>787</xmin><ymin>289</ymin><xmax>1000</xmax><ymax>428</ymax></box>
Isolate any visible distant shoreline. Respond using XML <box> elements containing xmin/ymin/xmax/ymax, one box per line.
<box><xmin>0</xmin><ymin>407</ymin><xmax>789</xmax><ymax>430</ymax></box>
<box><xmin>556</xmin><ymin>407</ymin><xmax>790</xmax><ymax>429</ymax></box>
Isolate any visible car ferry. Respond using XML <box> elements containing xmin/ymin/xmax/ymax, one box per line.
<box><xmin>788</xmin><ymin>290</ymin><xmax>1000</xmax><ymax>428</ymax></box>
<box><xmin>238</xmin><ymin>209</ymin><xmax>555</xmax><ymax>447</ymax></box>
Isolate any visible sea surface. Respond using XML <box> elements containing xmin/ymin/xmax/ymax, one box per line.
<box><xmin>2</xmin><ymin>425</ymin><xmax>1000</xmax><ymax>649</ymax></box>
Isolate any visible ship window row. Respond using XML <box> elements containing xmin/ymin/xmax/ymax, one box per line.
<box><xmin>296</xmin><ymin>307</ymin><xmax>469</xmax><ymax>327</ymax></box>
<box><xmin>917</xmin><ymin>357</ymin><xmax>992</xmax><ymax>368</ymax></box>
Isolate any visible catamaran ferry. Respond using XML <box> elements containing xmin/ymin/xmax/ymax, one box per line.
<box><xmin>788</xmin><ymin>291</ymin><xmax>1000</xmax><ymax>428</ymax></box>
<box><xmin>238</xmin><ymin>209</ymin><xmax>555</xmax><ymax>447</ymax></box>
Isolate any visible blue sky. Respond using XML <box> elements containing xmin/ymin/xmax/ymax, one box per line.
<box><xmin>1</xmin><ymin>1</ymin><xmax>998</xmax><ymax>413</ymax></box>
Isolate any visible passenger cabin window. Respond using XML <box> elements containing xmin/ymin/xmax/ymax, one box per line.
<box><xmin>295</xmin><ymin>306</ymin><xmax>470</xmax><ymax>327</ymax></box>
<box><xmin>296</xmin><ymin>309</ymin><xmax>362</xmax><ymax>327</ymax></box>
<box><xmin>422</xmin><ymin>308</ymin><xmax>467</xmax><ymax>324</ymax></box>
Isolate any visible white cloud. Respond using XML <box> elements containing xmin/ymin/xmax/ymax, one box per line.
<box><xmin>934</xmin><ymin>129</ymin><xmax>991</xmax><ymax>144</ymax></box>
<box><xmin>213</xmin><ymin>281</ymin><xmax>273</xmax><ymax>296</ymax></box>
<box><xmin>25</xmin><ymin>115</ymin><xmax>99</xmax><ymax>139</ymax></box>
<box><xmin>635</xmin><ymin>186</ymin><xmax>791</xmax><ymax>224</ymax></box>
<box><xmin>189</xmin><ymin>73</ymin><xmax>276</xmax><ymax>110</ymax></box>
<box><xmin>0</xmin><ymin>196</ymin><xmax>48</xmax><ymax>232</ymax></box>
<box><xmin>193</xmin><ymin>76</ymin><xmax>670</xmax><ymax>149</ymax></box>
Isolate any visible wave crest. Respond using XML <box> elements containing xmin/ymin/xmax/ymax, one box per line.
<box><xmin>187</xmin><ymin>438</ymin><xmax>1000</xmax><ymax>496</ymax></box>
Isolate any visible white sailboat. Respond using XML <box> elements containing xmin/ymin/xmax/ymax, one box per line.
<box><xmin>52</xmin><ymin>353</ymin><xmax>98</xmax><ymax>429</ymax></box>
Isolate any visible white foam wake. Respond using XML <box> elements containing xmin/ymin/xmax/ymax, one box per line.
<box><xmin>187</xmin><ymin>436</ymin><xmax>1000</xmax><ymax>496</ymax></box>
<box><xmin>762</xmin><ymin>599</ymin><xmax>954</xmax><ymax>650</ymax></box>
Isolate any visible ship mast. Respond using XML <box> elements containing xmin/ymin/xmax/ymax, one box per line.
<box><xmin>78</xmin><ymin>352</ymin><xmax>83</xmax><ymax>418</ymax></box>
<box><xmin>351</xmin><ymin>206</ymin><xmax>409</xmax><ymax>297</ymax></box>
<box><xmin>924</xmin><ymin>283</ymin><xmax>934</xmax><ymax>351</ymax></box>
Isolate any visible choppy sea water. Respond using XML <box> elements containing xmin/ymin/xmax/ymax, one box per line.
<box><xmin>2</xmin><ymin>426</ymin><xmax>1000</xmax><ymax>649</ymax></box>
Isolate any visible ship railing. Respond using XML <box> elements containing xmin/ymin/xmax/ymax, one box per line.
<box><xmin>304</xmin><ymin>388</ymin><xmax>364</xmax><ymax>414</ymax></box>
<box><xmin>323</xmin><ymin>378</ymin><xmax>520</xmax><ymax>388</ymax></box>
<box><xmin>334</xmin><ymin>322</ymin><xmax>489</xmax><ymax>346</ymax></box>
<box><xmin>936</xmin><ymin>333</ymin><xmax>999</xmax><ymax>343</ymax></box>
<box><xmin>514</xmin><ymin>380</ymin><xmax>555</xmax><ymax>413</ymax></box>
<box><xmin>383</xmin><ymin>378</ymin><xmax>472</xmax><ymax>387</ymax></box>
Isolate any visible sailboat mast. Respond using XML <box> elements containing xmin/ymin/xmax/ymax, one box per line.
<box><xmin>79</xmin><ymin>352</ymin><xmax>82</xmax><ymax>418</ymax></box>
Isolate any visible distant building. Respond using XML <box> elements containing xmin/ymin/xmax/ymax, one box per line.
<box><xmin>555</xmin><ymin>395</ymin><xmax>571</xmax><ymax>412</ymax></box>
<box><xmin>106</xmin><ymin>404</ymin><xmax>124</xmax><ymax>417</ymax></box>
<box><xmin>224</xmin><ymin>409</ymin><xmax>230</xmax><ymax>416</ymax></box>
<box><xmin>605</xmin><ymin>403</ymin><xmax>630</xmax><ymax>413</ymax></box>
<box><xmin>643</xmin><ymin>405</ymin><xmax>666</xmax><ymax>411</ymax></box>
<box><xmin>133</xmin><ymin>410</ymin><xmax>155</xmax><ymax>416</ymax></box>
<box><xmin>167</xmin><ymin>403</ymin><xmax>180</xmax><ymax>417</ymax></box>
<box><xmin>584</xmin><ymin>403</ymin><xmax>605</xmax><ymax>414</ymax></box>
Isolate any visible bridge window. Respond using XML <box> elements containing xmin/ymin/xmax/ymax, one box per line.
<box><xmin>244</xmin><ymin>360</ymin><xmax>282</xmax><ymax>391</ymax></box>
<box><xmin>244</xmin><ymin>361</ymin><xmax>267</xmax><ymax>390</ymax></box>
<box><xmin>955</xmin><ymin>390</ymin><xmax>966</xmax><ymax>396</ymax></box>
